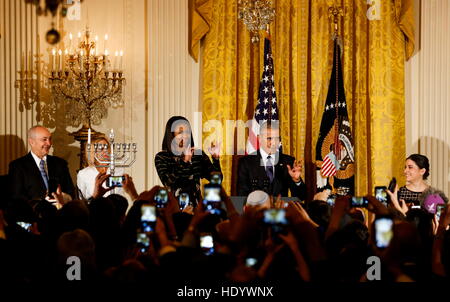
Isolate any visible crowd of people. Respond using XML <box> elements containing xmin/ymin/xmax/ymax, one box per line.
<box><xmin>1</xmin><ymin>119</ymin><xmax>449</xmax><ymax>288</ymax></box>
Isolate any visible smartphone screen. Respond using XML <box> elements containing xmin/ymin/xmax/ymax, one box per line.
<box><xmin>141</xmin><ymin>205</ymin><xmax>156</xmax><ymax>233</ymax></box>
<box><xmin>108</xmin><ymin>176</ymin><xmax>124</xmax><ymax>187</ymax></box>
<box><xmin>154</xmin><ymin>188</ymin><xmax>169</xmax><ymax>208</ymax></box>
<box><xmin>137</xmin><ymin>232</ymin><xmax>150</xmax><ymax>253</ymax></box>
<box><xmin>210</xmin><ymin>172</ymin><xmax>222</xmax><ymax>185</ymax></box>
<box><xmin>326</xmin><ymin>194</ymin><xmax>336</xmax><ymax>207</ymax></box>
<box><xmin>200</xmin><ymin>234</ymin><xmax>214</xmax><ymax>255</ymax></box>
<box><xmin>375</xmin><ymin>217</ymin><xmax>394</xmax><ymax>248</ymax></box>
<box><xmin>245</xmin><ymin>257</ymin><xmax>258</xmax><ymax>268</ymax></box>
<box><xmin>203</xmin><ymin>184</ymin><xmax>221</xmax><ymax>214</ymax></box>
<box><xmin>436</xmin><ymin>204</ymin><xmax>446</xmax><ymax>220</ymax></box>
<box><xmin>178</xmin><ymin>192</ymin><xmax>190</xmax><ymax>210</ymax></box>
<box><xmin>375</xmin><ymin>186</ymin><xmax>388</xmax><ymax>205</ymax></box>
<box><xmin>351</xmin><ymin>196</ymin><xmax>368</xmax><ymax>208</ymax></box>
<box><xmin>16</xmin><ymin>221</ymin><xmax>33</xmax><ymax>232</ymax></box>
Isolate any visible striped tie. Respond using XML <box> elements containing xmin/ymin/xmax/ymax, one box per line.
<box><xmin>266</xmin><ymin>155</ymin><xmax>274</xmax><ymax>183</ymax></box>
<box><xmin>39</xmin><ymin>159</ymin><xmax>49</xmax><ymax>190</ymax></box>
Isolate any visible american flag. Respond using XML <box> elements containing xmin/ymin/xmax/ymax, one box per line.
<box><xmin>321</xmin><ymin>151</ymin><xmax>340</xmax><ymax>177</ymax></box>
<box><xmin>246</xmin><ymin>38</ymin><xmax>279</xmax><ymax>154</ymax></box>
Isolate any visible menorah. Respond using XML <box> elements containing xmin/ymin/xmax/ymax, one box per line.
<box><xmin>87</xmin><ymin>128</ymin><xmax>137</xmax><ymax>177</ymax></box>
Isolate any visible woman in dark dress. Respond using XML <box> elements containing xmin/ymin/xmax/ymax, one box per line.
<box><xmin>155</xmin><ymin>116</ymin><xmax>221</xmax><ymax>205</ymax></box>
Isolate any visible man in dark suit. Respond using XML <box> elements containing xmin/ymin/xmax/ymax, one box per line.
<box><xmin>237</xmin><ymin>121</ymin><xmax>306</xmax><ymax>200</ymax></box>
<box><xmin>8</xmin><ymin>126</ymin><xmax>74</xmax><ymax>204</ymax></box>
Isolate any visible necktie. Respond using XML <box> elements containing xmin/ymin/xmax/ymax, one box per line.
<box><xmin>39</xmin><ymin>159</ymin><xmax>49</xmax><ymax>190</ymax></box>
<box><xmin>266</xmin><ymin>155</ymin><xmax>274</xmax><ymax>183</ymax></box>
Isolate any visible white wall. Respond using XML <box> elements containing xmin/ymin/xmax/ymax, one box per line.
<box><xmin>405</xmin><ymin>0</ymin><xmax>450</xmax><ymax>196</ymax></box>
<box><xmin>0</xmin><ymin>0</ymin><xmax>200</xmax><ymax>196</ymax></box>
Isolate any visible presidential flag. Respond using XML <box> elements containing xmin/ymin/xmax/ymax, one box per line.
<box><xmin>246</xmin><ymin>37</ymin><xmax>280</xmax><ymax>154</ymax></box>
<box><xmin>315</xmin><ymin>38</ymin><xmax>355</xmax><ymax>194</ymax></box>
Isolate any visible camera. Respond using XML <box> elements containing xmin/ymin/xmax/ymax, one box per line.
<box><xmin>16</xmin><ymin>221</ymin><xmax>33</xmax><ymax>232</ymax></box>
<box><xmin>178</xmin><ymin>192</ymin><xmax>190</xmax><ymax>210</ymax></box>
<box><xmin>263</xmin><ymin>208</ymin><xmax>288</xmax><ymax>234</ymax></box>
<box><xmin>154</xmin><ymin>188</ymin><xmax>169</xmax><ymax>208</ymax></box>
<box><xmin>436</xmin><ymin>204</ymin><xmax>446</xmax><ymax>220</ymax></box>
<box><xmin>140</xmin><ymin>205</ymin><xmax>156</xmax><ymax>233</ymax></box>
<box><xmin>200</xmin><ymin>233</ymin><xmax>214</xmax><ymax>256</ymax></box>
<box><xmin>245</xmin><ymin>257</ymin><xmax>258</xmax><ymax>268</ymax></box>
<box><xmin>210</xmin><ymin>172</ymin><xmax>222</xmax><ymax>185</ymax></box>
<box><xmin>203</xmin><ymin>184</ymin><xmax>222</xmax><ymax>215</ymax></box>
<box><xmin>374</xmin><ymin>216</ymin><xmax>394</xmax><ymax>249</ymax></box>
<box><xmin>351</xmin><ymin>196</ymin><xmax>368</xmax><ymax>208</ymax></box>
<box><xmin>388</xmin><ymin>177</ymin><xmax>397</xmax><ymax>193</ymax></box>
<box><xmin>136</xmin><ymin>232</ymin><xmax>150</xmax><ymax>253</ymax></box>
<box><xmin>107</xmin><ymin>175</ymin><xmax>125</xmax><ymax>187</ymax></box>
<box><xmin>374</xmin><ymin>186</ymin><xmax>388</xmax><ymax>205</ymax></box>
<box><xmin>326</xmin><ymin>194</ymin><xmax>336</xmax><ymax>207</ymax></box>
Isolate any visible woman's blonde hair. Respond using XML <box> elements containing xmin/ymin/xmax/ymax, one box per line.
<box><xmin>85</xmin><ymin>136</ymin><xmax>109</xmax><ymax>166</ymax></box>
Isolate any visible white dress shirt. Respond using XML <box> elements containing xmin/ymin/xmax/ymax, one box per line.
<box><xmin>77</xmin><ymin>166</ymin><xmax>125</xmax><ymax>200</ymax></box>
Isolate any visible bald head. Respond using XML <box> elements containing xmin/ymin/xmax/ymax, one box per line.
<box><xmin>28</xmin><ymin>126</ymin><xmax>52</xmax><ymax>158</ymax></box>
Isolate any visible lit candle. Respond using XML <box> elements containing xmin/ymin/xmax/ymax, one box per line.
<box><xmin>51</xmin><ymin>49</ymin><xmax>56</xmax><ymax>71</ymax></box>
<box><xmin>80</xmin><ymin>50</ymin><xmax>84</xmax><ymax>71</ymax></box>
<box><xmin>87</xmin><ymin>128</ymin><xmax>91</xmax><ymax>145</ymax></box>
<box><xmin>69</xmin><ymin>32</ymin><xmax>73</xmax><ymax>54</ymax></box>
<box><xmin>104</xmin><ymin>34</ymin><xmax>108</xmax><ymax>53</ymax></box>
<box><xmin>58</xmin><ymin>49</ymin><xmax>62</xmax><ymax>71</ymax></box>
<box><xmin>64</xmin><ymin>49</ymin><xmax>68</xmax><ymax>70</ymax></box>
<box><xmin>119</xmin><ymin>50</ymin><xmax>123</xmax><ymax>70</ymax></box>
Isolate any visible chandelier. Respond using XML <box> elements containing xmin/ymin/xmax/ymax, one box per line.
<box><xmin>238</xmin><ymin>0</ymin><xmax>276</xmax><ymax>43</ymax></box>
<box><xmin>48</xmin><ymin>27</ymin><xmax>125</xmax><ymax>129</ymax></box>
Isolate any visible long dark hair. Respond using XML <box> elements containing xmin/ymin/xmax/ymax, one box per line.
<box><xmin>161</xmin><ymin>116</ymin><xmax>195</xmax><ymax>153</ymax></box>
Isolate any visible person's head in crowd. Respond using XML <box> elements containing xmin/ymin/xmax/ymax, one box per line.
<box><xmin>85</xmin><ymin>136</ymin><xmax>110</xmax><ymax>167</ymax></box>
<box><xmin>418</xmin><ymin>187</ymin><xmax>448</xmax><ymax>214</ymax></box>
<box><xmin>3</xmin><ymin>198</ymin><xmax>36</xmax><ymax>226</ymax></box>
<box><xmin>56</xmin><ymin>229</ymin><xmax>97</xmax><ymax>280</ymax></box>
<box><xmin>258</xmin><ymin>120</ymin><xmax>281</xmax><ymax>155</ymax></box>
<box><xmin>305</xmin><ymin>200</ymin><xmax>331</xmax><ymax>230</ymax></box>
<box><xmin>55</xmin><ymin>200</ymin><xmax>90</xmax><ymax>235</ymax></box>
<box><xmin>162</xmin><ymin>116</ymin><xmax>195</xmax><ymax>155</ymax></box>
<box><xmin>104</xmin><ymin>259</ymin><xmax>149</xmax><ymax>283</ymax></box>
<box><xmin>405</xmin><ymin>154</ymin><xmax>430</xmax><ymax>183</ymax></box>
<box><xmin>244</xmin><ymin>190</ymin><xmax>270</xmax><ymax>212</ymax></box>
<box><xmin>28</xmin><ymin>125</ymin><xmax>52</xmax><ymax>159</ymax></box>
<box><xmin>106</xmin><ymin>194</ymin><xmax>129</xmax><ymax>225</ymax></box>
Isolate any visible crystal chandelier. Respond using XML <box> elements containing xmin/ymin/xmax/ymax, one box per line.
<box><xmin>48</xmin><ymin>26</ymin><xmax>125</xmax><ymax>129</ymax></box>
<box><xmin>238</xmin><ymin>0</ymin><xmax>275</xmax><ymax>43</ymax></box>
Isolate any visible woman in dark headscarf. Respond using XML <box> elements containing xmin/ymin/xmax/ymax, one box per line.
<box><xmin>155</xmin><ymin>116</ymin><xmax>221</xmax><ymax>205</ymax></box>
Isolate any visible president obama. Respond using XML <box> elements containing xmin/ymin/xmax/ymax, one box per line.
<box><xmin>237</xmin><ymin>121</ymin><xmax>306</xmax><ymax>200</ymax></box>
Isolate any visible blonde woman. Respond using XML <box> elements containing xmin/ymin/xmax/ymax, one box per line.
<box><xmin>77</xmin><ymin>136</ymin><xmax>124</xmax><ymax>200</ymax></box>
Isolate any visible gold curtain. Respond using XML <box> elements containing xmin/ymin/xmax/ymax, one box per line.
<box><xmin>190</xmin><ymin>0</ymin><xmax>415</xmax><ymax>197</ymax></box>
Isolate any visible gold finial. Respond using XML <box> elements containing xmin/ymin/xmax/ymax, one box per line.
<box><xmin>328</xmin><ymin>6</ymin><xmax>343</xmax><ymax>33</ymax></box>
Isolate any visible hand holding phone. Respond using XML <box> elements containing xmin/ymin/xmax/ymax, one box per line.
<box><xmin>203</xmin><ymin>184</ymin><xmax>222</xmax><ymax>215</ymax></box>
<box><xmin>351</xmin><ymin>196</ymin><xmax>368</xmax><ymax>208</ymax></box>
<box><xmin>154</xmin><ymin>188</ymin><xmax>169</xmax><ymax>208</ymax></box>
<box><xmin>200</xmin><ymin>233</ymin><xmax>214</xmax><ymax>255</ymax></box>
<box><xmin>374</xmin><ymin>216</ymin><xmax>394</xmax><ymax>248</ymax></box>
<box><xmin>388</xmin><ymin>177</ymin><xmax>397</xmax><ymax>193</ymax></box>
<box><xmin>107</xmin><ymin>175</ymin><xmax>125</xmax><ymax>187</ymax></box>
<box><xmin>374</xmin><ymin>186</ymin><xmax>388</xmax><ymax>205</ymax></box>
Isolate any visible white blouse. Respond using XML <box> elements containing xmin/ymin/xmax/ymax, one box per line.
<box><xmin>77</xmin><ymin>166</ymin><xmax>125</xmax><ymax>200</ymax></box>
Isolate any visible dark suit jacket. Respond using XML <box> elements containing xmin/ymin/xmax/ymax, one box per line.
<box><xmin>237</xmin><ymin>151</ymin><xmax>307</xmax><ymax>200</ymax></box>
<box><xmin>8</xmin><ymin>152</ymin><xmax>75</xmax><ymax>202</ymax></box>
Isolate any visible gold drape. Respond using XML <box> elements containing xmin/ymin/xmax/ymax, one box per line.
<box><xmin>191</xmin><ymin>0</ymin><xmax>415</xmax><ymax>197</ymax></box>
